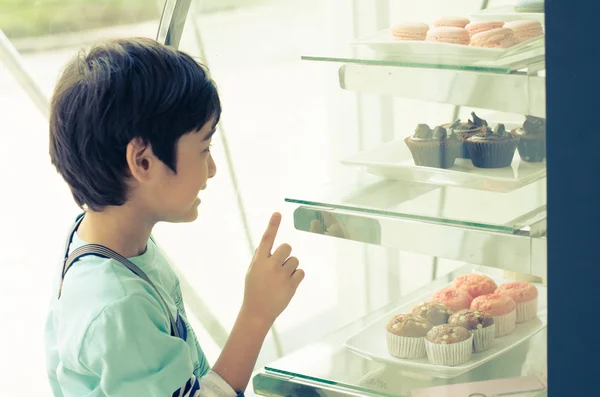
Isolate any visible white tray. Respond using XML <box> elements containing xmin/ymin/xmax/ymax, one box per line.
<box><xmin>353</xmin><ymin>30</ymin><xmax>544</xmax><ymax>63</ymax></box>
<box><xmin>470</xmin><ymin>6</ymin><xmax>545</xmax><ymax>24</ymax></box>
<box><xmin>341</xmin><ymin>138</ymin><xmax>546</xmax><ymax>192</ymax></box>
<box><xmin>344</xmin><ymin>276</ymin><xmax>547</xmax><ymax>379</ymax></box>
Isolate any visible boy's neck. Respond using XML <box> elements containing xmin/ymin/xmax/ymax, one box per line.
<box><xmin>77</xmin><ymin>205</ymin><xmax>155</xmax><ymax>258</ymax></box>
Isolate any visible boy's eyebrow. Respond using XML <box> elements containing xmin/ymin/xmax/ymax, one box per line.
<box><xmin>202</xmin><ymin>128</ymin><xmax>216</xmax><ymax>141</ymax></box>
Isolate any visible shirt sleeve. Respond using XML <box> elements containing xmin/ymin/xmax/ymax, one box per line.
<box><xmin>196</xmin><ymin>370</ymin><xmax>239</xmax><ymax>397</ymax></box>
<box><xmin>168</xmin><ymin>370</ymin><xmax>239</xmax><ymax>397</ymax></box>
<box><xmin>79</xmin><ymin>293</ymin><xmax>194</xmax><ymax>397</ymax></box>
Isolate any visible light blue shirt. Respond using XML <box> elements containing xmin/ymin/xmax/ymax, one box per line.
<box><xmin>45</xmin><ymin>231</ymin><xmax>210</xmax><ymax>396</ymax></box>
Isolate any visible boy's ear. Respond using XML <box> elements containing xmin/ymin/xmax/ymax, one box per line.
<box><xmin>126</xmin><ymin>137</ymin><xmax>155</xmax><ymax>183</ymax></box>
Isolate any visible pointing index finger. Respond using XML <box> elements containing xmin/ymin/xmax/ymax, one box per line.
<box><xmin>257</xmin><ymin>212</ymin><xmax>282</xmax><ymax>257</ymax></box>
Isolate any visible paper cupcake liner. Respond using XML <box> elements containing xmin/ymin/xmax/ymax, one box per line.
<box><xmin>440</xmin><ymin>124</ymin><xmax>480</xmax><ymax>159</ymax></box>
<box><xmin>386</xmin><ymin>332</ymin><xmax>426</xmax><ymax>359</ymax></box>
<box><xmin>517</xmin><ymin>136</ymin><xmax>546</xmax><ymax>162</ymax></box>
<box><xmin>516</xmin><ymin>297</ymin><xmax>538</xmax><ymax>323</ymax></box>
<box><xmin>404</xmin><ymin>136</ymin><xmax>461</xmax><ymax>169</ymax></box>
<box><xmin>494</xmin><ymin>310</ymin><xmax>517</xmax><ymax>337</ymax></box>
<box><xmin>425</xmin><ymin>335</ymin><xmax>473</xmax><ymax>366</ymax></box>
<box><xmin>472</xmin><ymin>324</ymin><xmax>495</xmax><ymax>353</ymax></box>
<box><xmin>465</xmin><ymin>138</ymin><xmax>518</xmax><ymax>168</ymax></box>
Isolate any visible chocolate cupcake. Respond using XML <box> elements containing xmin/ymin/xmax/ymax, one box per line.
<box><xmin>412</xmin><ymin>302</ymin><xmax>453</xmax><ymax>326</ymax></box>
<box><xmin>425</xmin><ymin>324</ymin><xmax>473</xmax><ymax>366</ymax></box>
<box><xmin>386</xmin><ymin>314</ymin><xmax>433</xmax><ymax>359</ymax></box>
<box><xmin>465</xmin><ymin>123</ymin><xmax>519</xmax><ymax>168</ymax></box>
<box><xmin>445</xmin><ymin>112</ymin><xmax>488</xmax><ymax>158</ymax></box>
<box><xmin>404</xmin><ymin>124</ymin><xmax>461</xmax><ymax>169</ymax></box>
<box><xmin>448</xmin><ymin>309</ymin><xmax>495</xmax><ymax>353</ymax></box>
<box><xmin>512</xmin><ymin>116</ymin><xmax>546</xmax><ymax>162</ymax></box>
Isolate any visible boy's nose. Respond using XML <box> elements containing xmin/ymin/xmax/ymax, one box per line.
<box><xmin>208</xmin><ymin>153</ymin><xmax>217</xmax><ymax>178</ymax></box>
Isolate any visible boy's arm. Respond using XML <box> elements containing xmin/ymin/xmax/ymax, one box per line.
<box><xmin>211</xmin><ymin>213</ymin><xmax>304</xmax><ymax>393</ymax></box>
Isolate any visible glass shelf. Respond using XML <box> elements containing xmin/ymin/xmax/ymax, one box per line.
<box><xmin>303</xmin><ymin>47</ymin><xmax>545</xmax><ymax>117</ymax></box>
<box><xmin>302</xmin><ymin>53</ymin><xmax>515</xmax><ymax>74</ymax></box>
<box><xmin>302</xmin><ymin>41</ymin><xmax>545</xmax><ymax>74</ymax></box>
<box><xmin>286</xmin><ymin>174</ymin><xmax>546</xmax><ymax>234</ymax></box>
<box><xmin>254</xmin><ymin>266</ymin><xmax>547</xmax><ymax>397</ymax></box>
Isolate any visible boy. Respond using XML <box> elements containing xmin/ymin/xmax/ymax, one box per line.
<box><xmin>45</xmin><ymin>37</ymin><xmax>304</xmax><ymax>397</ymax></box>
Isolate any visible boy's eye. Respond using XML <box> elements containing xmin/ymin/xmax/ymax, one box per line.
<box><xmin>203</xmin><ymin>144</ymin><xmax>212</xmax><ymax>153</ymax></box>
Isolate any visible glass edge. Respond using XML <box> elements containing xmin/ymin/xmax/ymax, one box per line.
<box><xmin>262</xmin><ymin>367</ymin><xmax>404</xmax><ymax>397</ymax></box>
<box><xmin>300</xmin><ymin>55</ymin><xmax>513</xmax><ymax>74</ymax></box>
<box><xmin>284</xmin><ymin>198</ymin><xmax>515</xmax><ymax>233</ymax></box>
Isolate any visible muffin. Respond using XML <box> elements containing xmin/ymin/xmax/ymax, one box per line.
<box><xmin>412</xmin><ymin>302</ymin><xmax>453</xmax><ymax>325</ymax></box>
<box><xmin>430</xmin><ymin>288</ymin><xmax>473</xmax><ymax>312</ymax></box>
<box><xmin>495</xmin><ymin>281</ymin><xmax>539</xmax><ymax>323</ymax></box>
<box><xmin>512</xmin><ymin>116</ymin><xmax>546</xmax><ymax>162</ymax></box>
<box><xmin>452</xmin><ymin>273</ymin><xmax>498</xmax><ymax>299</ymax></box>
<box><xmin>465</xmin><ymin>123</ymin><xmax>519</xmax><ymax>168</ymax></box>
<box><xmin>448</xmin><ymin>309</ymin><xmax>495</xmax><ymax>353</ymax></box>
<box><xmin>386</xmin><ymin>314</ymin><xmax>433</xmax><ymax>359</ymax></box>
<box><xmin>445</xmin><ymin>112</ymin><xmax>488</xmax><ymax>158</ymax></box>
<box><xmin>425</xmin><ymin>324</ymin><xmax>473</xmax><ymax>366</ymax></box>
<box><xmin>471</xmin><ymin>294</ymin><xmax>517</xmax><ymax>337</ymax></box>
<box><xmin>404</xmin><ymin>124</ymin><xmax>461</xmax><ymax>169</ymax></box>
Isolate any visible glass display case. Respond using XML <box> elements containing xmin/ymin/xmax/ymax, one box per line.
<box><xmin>1</xmin><ymin>0</ymin><xmax>562</xmax><ymax>395</ymax></box>
<box><xmin>158</xmin><ymin>0</ymin><xmax>549</xmax><ymax>396</ymax></box>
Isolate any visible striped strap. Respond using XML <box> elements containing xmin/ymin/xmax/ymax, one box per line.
<box><xmin>172</xmin><ymin>375</ymin><xmax>199</xmax><ymax>397</ymax></box>
<box><xmin>58</xmin><ymin>243</ymin><xmax>180</xmax><ymax>339</ymax></box>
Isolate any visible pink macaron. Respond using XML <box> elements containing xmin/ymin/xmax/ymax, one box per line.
<box><xmin>426</xmin><ymin>27</ymin><xmax>470</xmax><ymax>45</ymax></box>
<box><xmin>465</xmin><ymin>21</ymin><xmax>505</xmax><ymax>37</ymax></box>
<box><xmin>390</xmin><ymin>22</ymin><xmax>429</xmax><ymax>41</ymax></box>
<box><xmin>470</xmin><ymin>28</ymin><xmax>518</xmax><ymax>48</ymax></box>
<box><xmin>430</xmin><ymin>288</ymin><xmax>473</xmax><ymax>312</ymax></box>
<box><xmin>432</xmin><ymin>16</ymin><xmax>470</xmax><ymax>28</ymax></box>
<box><xmin>504</xmin><ymin>20</ymin><xmax>544</xmax><ymax>43</ymax></box>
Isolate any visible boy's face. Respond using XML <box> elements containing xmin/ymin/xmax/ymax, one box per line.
<box><xmin>148</xmin><ymin>119</ymin><xmax>217</xmax><ymax>223</ymax></box>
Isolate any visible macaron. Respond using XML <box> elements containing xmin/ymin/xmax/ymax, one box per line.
<box><xmin>470</xmin><ymin>28</ymin><xmax>518</xmax><ymax>48</ymax></box>
<box><xmin>465</xmin><ymin>21</ymin><xmax>505</xmax><ymax>37</ymax></box>
<box><xmin>426</xmin><ymin>27</ymin><xmax>470</xmax><ymax>45</ymax></box>
<box><xmin>504</xmin><ymin>20</ymin><xmax>544</xmax><ymax>42</ymax></box>
<box><xmin>390</xmin><ymin>22</ymin><xmax>429</xmax><ymax>41</ymax></box>
<box><xmin>432</xmin><ymin>16</ymin><xmax>470</xmax><ymax>28</ymax></box>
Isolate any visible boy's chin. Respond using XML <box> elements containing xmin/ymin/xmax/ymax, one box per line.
<box><xmin>162</xmin><ymin>206</ymin><xmax>200</xmax><ymax>224</ymax></box>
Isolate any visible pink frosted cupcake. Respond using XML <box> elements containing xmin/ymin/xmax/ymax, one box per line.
<box><xmin>471</xmin><ymin>294</ymin><xmax>516</xmax><ymax>337</ymax></box>
<box><xmin>495</xmin><ymin>282</ymin><xmax>538</xmax><ymax>323</ymax></box>
<box><xmin>430</xmin><ymin>288</ymin><xmax>473</xmax><ymax>312</ymax></box>
<box><xmin>453</xmin><ymin>273</ymin><xmax>498</xmax><ymax>299</ymax></box>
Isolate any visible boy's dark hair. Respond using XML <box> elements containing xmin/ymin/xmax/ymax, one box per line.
<box><xmin>49</xmin><ymin>37</ymin><xmax>221</xmax><ymax>211</ymax></box>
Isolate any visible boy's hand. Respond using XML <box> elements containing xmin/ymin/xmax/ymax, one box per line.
<box><xmin>242</xmin><ymin>212</ymin><xmax>304</xmax><ymax>325</ymax></box>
